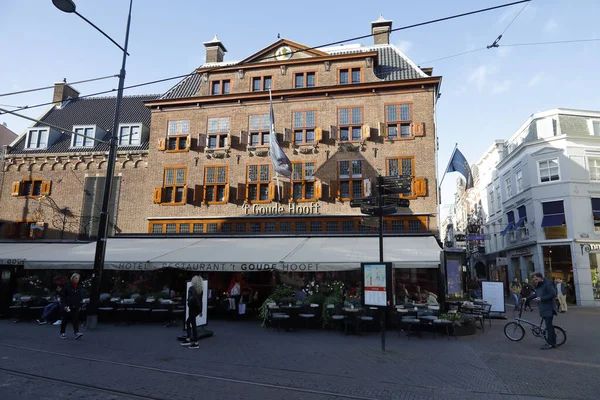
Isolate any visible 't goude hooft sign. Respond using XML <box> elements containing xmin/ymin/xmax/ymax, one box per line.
<box><xmin>242</xmin><ymin>202</ymin><xmax>322</xmax><ymax>216</ymax></box>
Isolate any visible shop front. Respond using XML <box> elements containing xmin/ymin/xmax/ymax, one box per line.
<box><xmin>542</xmin><ymin>244</ymin><xmax>576</xmax><ymax>304</ymax></box>
<box><xmin>0</xmin><ymin>235</ymin><xmax>444</xmax><ymax>318</ymax></box>
<box><xmin>575</xmin><ymin>241</ymin><xmax>600</xmax><ymax>306</ymax></box>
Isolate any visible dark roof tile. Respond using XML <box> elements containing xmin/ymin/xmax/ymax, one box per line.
<box><xmin>8</xmin><ymin>95</ymin><xmax>158</xmax><ymax>155</ymax></box>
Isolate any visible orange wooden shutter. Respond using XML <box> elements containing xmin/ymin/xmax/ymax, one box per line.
<box><xmin>240</xmin><ymin>130</ymin><xmax>249</xmax><ymax>146</ymax></box>
<box><xmin>237</xmin><ymin>183</ymin><xmax>247</xmax><ymax>201</ymax></box>
<box><xmin>11</xmin><ymin>182</ymin><xmax>20</xmax><ymax>196</ymax></box>
<box><xmin>193</xmin><ymin>185</ymin><xmax>203</xmax><ymax>203</ymax></box>
<box><xmin>363</xmin><ymin>178</ymin><xmax>371</xmax><ymax>197</ymax></box>
<box><xmin>415</xmin><ymin>177</ymin><xmax>427</xmax><ymax>197</ymax></box>
<box><xmin>182</xmin><ymin>185</ymin><xmax>188</xmax><ymax>203</ymax></box>
<box><xmin>362</xmin><ymin>124</ymin><xmax>371</xmax><ymax>140</ymax></box>
<box><xmin>329</xmin><ymin>125</ymin><xmax>339</xmax><ymax>141</ymax></box>
<box><xmin>268</xmin><ymin>182</ymin><xmax>275</xmax><ymax>200</ymax></box>
<box><xmin>283</xmin><ymin>128</ymin><xmax>293</xmax><ymax>143</ymax></box>
<box><xmin>158</xmin><ymin>138</ymin><xmax>166</xmax><ymax>151</ymax></box>
<box><xmin>329</xmin><ymin>180</ymin><xmax>339</xmax><ymax>200</ymax></box>
<box><xmin>315</xmin><ymin>127</ymin><xmax>323</xmax><ymax>142</ymax></box>
<box><xmin>153</xmin><ymin>187</ymin><xmax>163</xmax><ymax>204</ymax></box>
<box><xmin>41</xmin><ymin>181</ymin><xmax>52</xmax><ymax>196</ymax></box>
<box><xmin>413</xmin><ymin>122</ymin><xmax>425</xmax><ymax>137</ymax></box>
<box><xmin>281</xmin><ymin>181</ymin><xmax>291</xmax><ymax>200</ymax></box>
<box><xmin>198</xmin><ymin>133</ymin><xmax>207</xmax><ymax>148</ymax></box>
<box><xmin>224</xmin><ymin>183</ymin><xmax>231</xmax><ymax>202</ymax></box>
<box><xmin>314</xmin><ymin>180</ymin><xmax>322</xmax><ymax>199</ymax></box>
<box><xmin>378</xmin><ymin>122</ymin><xmax>387</xmax><ymax>139</ymax></box>
<box><xmin>185</xmin><ymin>136</ymin><xmax>191</xmax><ymax>150</ymax></box>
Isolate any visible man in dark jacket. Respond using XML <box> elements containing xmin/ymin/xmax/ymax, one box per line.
<box><xmin>525</xmin><ymin>272</ymin><xmax>557</xmax><ymax>349</ymax></box>
<box><xmin>60</xmin><ymin>273</ymin><xmax>83</xmax><ymax>339</ymax></box>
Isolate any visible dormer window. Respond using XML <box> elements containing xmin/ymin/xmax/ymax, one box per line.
<box><xmin>71</xmin><ymin>125</ymin><xmax>96</xmax><ymax>147</ymax></box>
<box><xmin>26</xmin><ymin>128</ymin><xmax>49</xmax><ymax>149</ymax></box>
<box><xmin>118</xmin><ymin>123</ymin><xmax>142</xmax><ymax>146</ymax></box>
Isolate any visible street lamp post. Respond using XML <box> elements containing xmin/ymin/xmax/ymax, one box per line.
<box><xmin>53</xmin><ymin>0</ymin><xmax>133</xmax><ymax>329</ymax></box>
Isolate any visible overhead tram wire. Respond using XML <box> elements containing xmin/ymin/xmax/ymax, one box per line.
<box><xmin>488</xmin><ymin>1</ymin><xmax>529</xmax><ymax>48</ymax></box>
<box><xmin>1</xmin><ymin>0</ymin><xmax>530</xmax><ymax>117</ymax></box>
<box><xmin>0</xmin><ymin>74</ymin><xmax>118</xmax><ymax>98</ymax></box>
<box><xmin>418</xmin><ymin>48</ymin><xmax>488</xmax><ymax>65</ymax></box>
<box><xmin>500</xmin><ymin>38</ymin><xmax>600</xmax><ymax>47</ymax></box>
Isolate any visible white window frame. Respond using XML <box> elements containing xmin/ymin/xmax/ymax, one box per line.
<box><xmin>505</xmin><ymin>177</ymin><xmax>512</xmax><ymax>198</ymax></box>
<box><xmin>515</xmin><ymin>170</ymin><xmax>523</xmax><ymax>193</ymax></box>
<box><xmin>489</xmin><ymin>190</ymin><xmax>495</xmax><ymax>213</ymax></box>
<box><xmin>588</xmin><ymin>119</ymin><xmax>600</xmax><ymax>136</ymax></box>
<box><xmin>589</xmin><ymin>157</ymin><xmax>600</xmax><ymax>181</ymax></box>
<box><xmin>118</xmin><ymin>123</ymin><xmax>142</xmax><ymax>146</ymax></box>
<box><xmin>71</xmin><ymin>125</ymin><xmax>96</xmax><ymax>148</ymax></box>
<box><xmin>167</xmin><ymin>120</ymin><xmax>190</xmax><ymax>136</ymax></box>
<box><xmin>25</xmin><ymin>128</ymin><xmax>50</xmax><ymax>149</ymax></box>
<box><xmin>537</xmin><ymin>158</ymin><xmax>560</xmax><ymax>184</ymax></box>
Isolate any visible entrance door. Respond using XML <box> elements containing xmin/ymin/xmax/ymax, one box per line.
<box><xmin>543</xmin><ymin>245</ymin><xmax>574</xmax><ymax>303</ymax></box>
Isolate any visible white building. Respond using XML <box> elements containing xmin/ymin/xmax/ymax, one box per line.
<box><xmin>468</xmin><ymin>109</ymin><xmax>600</xmax><ymax>306</ymax></box>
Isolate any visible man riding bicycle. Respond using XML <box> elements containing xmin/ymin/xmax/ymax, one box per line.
<box><xmin>523</xmin><ymin>272</ymin><xmax>557</xmax><ymax>350</ymax></box>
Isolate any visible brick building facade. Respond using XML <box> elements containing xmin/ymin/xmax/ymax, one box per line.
<box><xmin>144</xmin><ymin>17</ymin><xmax>441</xmax><ymax>236</ymax></box>
<box><xmin>0</xmin><ymin>16</ymin><xmax>441</xmax><ymax>240</ymax></box>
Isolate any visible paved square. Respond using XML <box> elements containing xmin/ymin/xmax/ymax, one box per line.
<box><xmin>1</xmin><ymin>308</ymin><xmax>599</xmax><ymax>400</ymax></box>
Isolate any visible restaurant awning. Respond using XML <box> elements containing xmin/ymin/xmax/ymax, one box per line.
<box><xmin>0</xmin><ymin>242</ymin><xmax>90</xmax><ymax>267</ymax></box>
<box><xmin>16</xmin><ymin>235</ymin><xmax>442</xmax><ymax>271</ymax></box>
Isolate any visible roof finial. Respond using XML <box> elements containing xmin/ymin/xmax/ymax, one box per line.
<box><xmin>277</xmin><ymin>33</ymin><xmax>281</xmax><ymax>39</ymax></box>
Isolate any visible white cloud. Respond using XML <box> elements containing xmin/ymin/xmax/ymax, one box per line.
<box><xmin>545</xmin><ymin>18</ymin><xmax>558</xmax><ymax>33</ymax></box>
<box><xmin>528</xmin><ymin>74</ymin><xmax>543</xmax><ymax>87</ymax></box>
<box><xmin>395</xmin><ymin>40</ymin><xmax>412</xmax><ymax>54</ymax></box>
<box><xmin>468</xmin><ymin>65</ymin><xmax>495</xmax><ymax>92</ymax></box>
<box><xmin>492</xmin><ymin>80</ymin><xmax>512</xmax><ymax>94</ymax></box>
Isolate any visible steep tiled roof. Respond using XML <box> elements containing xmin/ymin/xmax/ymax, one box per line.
<box><xmin>160</xmin><ymin>44</ymin><xmax>429</xmax><ymax>101</ymax></box>
<box><xmin>160</xmin><ymin>71</ymin><xmax>203</xmax><ymax>100</ymax></box>
<box><xmin>325</xmin><ymin>44</ymin><xmax>428</xmax><ymax>81</ymax></box>
<box><xmin>8</xmin><ymin>94</ymin><xmax>158</xmax><ymax>155</ymax></box>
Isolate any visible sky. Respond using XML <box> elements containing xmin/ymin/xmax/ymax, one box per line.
<box><xmin>1</xmin><ymin>0</ymin><xmax>599</xmax><ymax>207</ymax></box>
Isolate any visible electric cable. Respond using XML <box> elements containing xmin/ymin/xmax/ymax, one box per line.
<box><xmin>0</xmin><ymin>75</ymin><xmax>118</xmax><ymax>98</ymax></box>
<box><xmin>500</xmin><ymin>38</ymin><xmax>600</xmax><ymax>47</ymax></box>
<box><xmin>1</xmin><ymin>0</ymin><xmax>530</xmax><ymax>117</ymax></box>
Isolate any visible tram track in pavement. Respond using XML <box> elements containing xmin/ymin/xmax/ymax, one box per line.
<box><xmin>0</xmin><ymin>342</ymin><xmax>384</xmax><ymax>400</ymax></box>
<box><xmin>0</xmin><ymin>367</ymin><xmax>158</xmax><ymax>400</ymax></box>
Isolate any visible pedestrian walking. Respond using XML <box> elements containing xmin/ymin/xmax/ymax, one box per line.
<box><xmin>524</xmin><ymin>272</ymin><xmax>557</xmax><ymax>350</ymax></box>
<box><xmin>59</xmin><ymin>274</ymin><xmax>83</xmax><ymax>339</ymax></box>
<box><xmin>181</xmin><ymin>275</ymin><xmax>203</xmax><ymax>349</ymax></box>
<box><xmin>510</xmin><ymin>277</ymin><xmax>522</xmax><ymax>309</ymax></box>
<box><xmin>555</xmin><ymin>278</ymin><xmax>568</xmax><ymax>313</ymax></box>
<box><xmin>521</xmin><ymin>279</ymin><xmax>534</xmax><ymax>311</ymax></box>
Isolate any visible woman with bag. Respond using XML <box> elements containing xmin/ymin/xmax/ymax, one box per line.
<box><xmin>181</xmin><ymin>275</ymin><xmax>203</xmax><ymax>349</ymax></box>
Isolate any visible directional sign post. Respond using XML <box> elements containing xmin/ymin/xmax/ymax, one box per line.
<box><xmin>383</xmin><ymin>198</ymin><xmax>410</xmax><ymax>208</ymax></box>
<box><xmin>381</xmin><ymin>175</ymin><xmax>412</xmax><ymax>195</ymax></box>
<box><xmin>350</xmin><ymin>197</ymin><xmax>377</xmax><ymax>208</ymax></box>
<box><xmin>359</xmin><ymin>217</ymin><xmax>379</xmax><ymax>228</ymax></box>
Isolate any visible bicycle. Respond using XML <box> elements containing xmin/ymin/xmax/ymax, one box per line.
<box><xmin>503</xmin><ymin>300</ymin><xmax>567</xmax><ymax>346</ymax></box>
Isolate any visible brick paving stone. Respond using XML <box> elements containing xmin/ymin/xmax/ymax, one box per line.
<box><xmin>0</xmin><ymin>309</ymin><xmax>598</xmax><ymax>400</ymax></box>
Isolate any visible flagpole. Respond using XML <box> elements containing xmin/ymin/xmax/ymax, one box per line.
<box><xmin>439</xmin><ymin>142</ymin><xmax>458</xmax><ymax>187</ymax></box>
<box><xmin>269</xmin><ymin>89</ymin><xmax>283</xmax><ymax>203</ymax></box>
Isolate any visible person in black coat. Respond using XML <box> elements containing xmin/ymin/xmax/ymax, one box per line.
<box><xmin>60</xmin><ymin>273</ymin><xmax>83</xmax><ymax>339</ymax></box>
<box><xmin>181</xmin><ymin>275</ymin><xmax>203</xmax><ymax>349</ymax></box>
<box><xmin>525</xmin><ymin>272</ymin><xmax>557</xmax><ymax>349</ymax></box>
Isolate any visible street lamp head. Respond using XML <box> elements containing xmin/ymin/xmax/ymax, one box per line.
<box><xmin>52</xmin><ymin>0</ymin><xmax>76</xmax><ymax>13</ymax></box>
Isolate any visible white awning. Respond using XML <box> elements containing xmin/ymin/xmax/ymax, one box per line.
<box><xmin>0</xmin><ymin>242</ymin><xmax>91</xmax><ymax>267</ymax></box>
<box><xmin>17</xmin><ymin>235</ymin><xmax>441</xmax><ymax>271</ymax></box>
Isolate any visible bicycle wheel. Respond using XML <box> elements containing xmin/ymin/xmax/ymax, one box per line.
<box><xmin>504</xmin><ymin>322</ymin><xmax>525</xmax><ymax>341</ymax></box>
<box><xmin>554</xmin><ymin>325</ymin><xmax>567</xmax><ymax>347</ymax></box>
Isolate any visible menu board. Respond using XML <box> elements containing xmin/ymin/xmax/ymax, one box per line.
<box><xmin>482</xmin><ymin>281</ymin><xmax>505</xmax><ymax>313</ymax></box>
<box><xmin>363</xmin><ymin>263</ymin><xmax>389</xmax><ymax>307</ymax></box>
<box><xmin>186</xmin><ymin>279</ymin><xmax>209</xmax><ymax>326</ymax></box>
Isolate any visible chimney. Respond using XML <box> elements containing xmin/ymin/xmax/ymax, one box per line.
<box><xmin>371</xmin><ymin>15</ymin><xmax>393</xmax><ymax>45</ymax></box>
<box><xmin>203</xmin><ymin>35</ymin><xmax>227</xmax><ymax>64</ymax></box>
<box><xmin>53</xmin><ymin>81</ymin><xmax>80</xmax><ymax>105</ymax></box>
